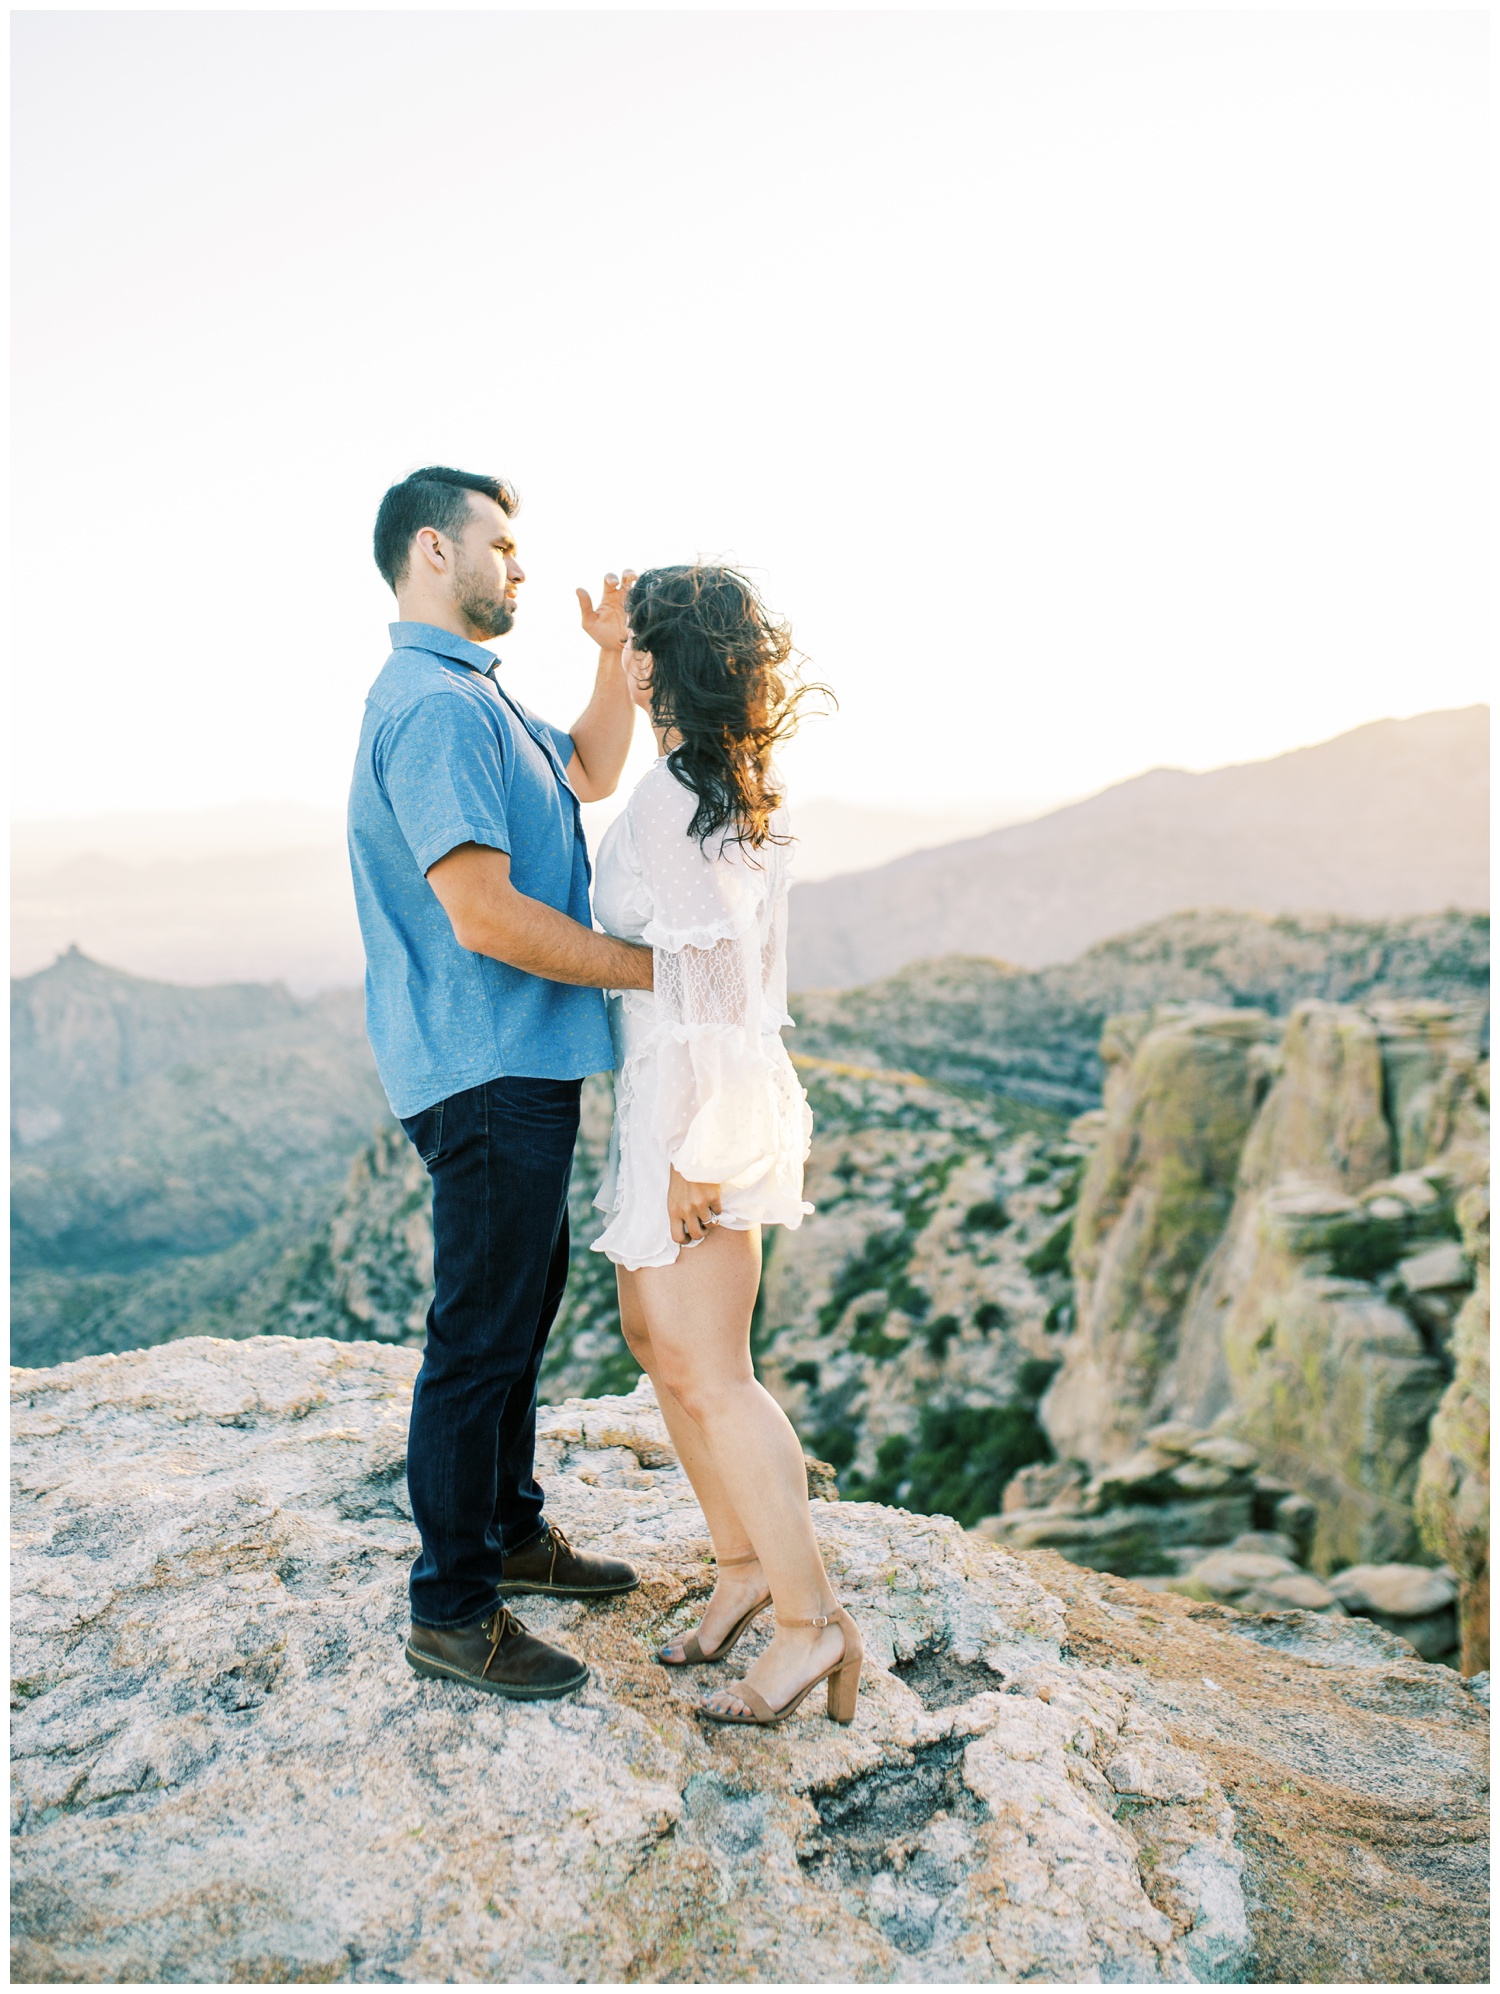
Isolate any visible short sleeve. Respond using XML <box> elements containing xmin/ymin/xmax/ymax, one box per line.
<box><xmin>376</xmin><ymin>694</ymin><xmax>510</xmax><ymax>875</ymax></box>
<box><xmin>541</xmin><ymin>719</ymin><xmax>575</xmax><ymax>767</ymax></box>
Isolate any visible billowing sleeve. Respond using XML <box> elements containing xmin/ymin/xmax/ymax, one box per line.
<box><xmin>633</xmin><ymin>771</ymin><xmax>778</xmax><ymax>1189</ymax></box>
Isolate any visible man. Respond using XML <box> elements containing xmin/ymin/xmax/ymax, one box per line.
<box><xmin>349</xmin><ymin>466</ymin><xmax>652</xmax><ymax>1700</ymax></box>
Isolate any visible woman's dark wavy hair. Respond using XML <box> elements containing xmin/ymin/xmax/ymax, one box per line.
<box><xmin>626</xmin><ymin>565</ymin><xmax>832</xmax><ymax>852</ymax></box>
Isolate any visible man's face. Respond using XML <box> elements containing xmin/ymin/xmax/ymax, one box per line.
<box><xmin>449</xmin><ymin>494</ymin><xmax>525</xmax><ymax>640</ymax></box>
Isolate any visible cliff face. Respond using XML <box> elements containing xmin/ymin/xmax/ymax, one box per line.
<box><xmin>1032</xmin><ymin>996</ymin><xmax>1488</xmax><ymax>1648</ymax></box>
<box><xmin>10</xmin><ymin>1339</ymin><xmax>1488</xmax><ymax>1984</ymax></box>
<box><xmin>1416</xmin><ymin>1185</ymin><xmax>1492</xmax><ymax>1674</ymax></box>
<box><xmin>1041</xmin><ymin>1009</ymin><xmax>1277</xmax><ymax>1467</ymax></box>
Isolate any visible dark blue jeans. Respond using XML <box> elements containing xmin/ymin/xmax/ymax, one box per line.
<box><xmin>400</xmin><ymin>1075</ymin><xmax>582</xmax><ymax>1629</ymax></box>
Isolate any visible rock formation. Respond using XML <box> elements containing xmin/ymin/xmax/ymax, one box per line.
<box><xmin>1040</xmin><ymin>1007</ymin><xmax>1277</xmax><ymax>1467</ymax></box>
<box><xmin>1416</xmin><ymin>1183</ymin><xmax>1491</xmax><ymax>1673</ymax></box>
<box><xmin>10</xmin><ymin>1338</ymin><xmax>1488</xmax><ymax>1983</ymax></box>
<box><xmin>1021</xmin><ymin>994</ymin><xmax>1488</xmax><ymax>1656</ymax></box>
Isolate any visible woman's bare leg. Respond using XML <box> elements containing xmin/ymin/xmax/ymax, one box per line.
<box><xmin>631</xmin><ymin>1225</ymin><xmax>847</xmax><ymax>1713</ymax></box>
<box><xmin>616</xmin><ymin>1262</ymin><xmax>768</xmax><ymax>1658</ymax></box>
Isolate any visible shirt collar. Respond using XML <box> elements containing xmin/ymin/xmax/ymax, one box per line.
<box><xmin>389</xmin><ymin>621</ymin><xmax>500</xmax><ymax>677</ymax></box>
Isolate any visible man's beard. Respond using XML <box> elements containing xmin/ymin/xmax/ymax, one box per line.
<box><xmin>453</xmin><ymin>559</ymin><xmax>515</xmax><ymax>640</ymax></box>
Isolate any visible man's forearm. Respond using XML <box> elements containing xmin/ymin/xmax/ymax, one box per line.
<box><xmin>459</xmin><ymin>889</ymin><xmax>652</xmax><ymax>990</ymax></box>
<box><xmin>568</xmin><ymin>645</ymin><xmax>636</xmax><ymax>799</ymax></box>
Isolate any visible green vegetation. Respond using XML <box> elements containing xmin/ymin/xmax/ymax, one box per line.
<box><xmin>1025</xmin><ymin>1216</ymin><xmax>1074</xmax><ymax>1276</ymax></box>
<box><xmin>963</xmin><ymin>1198</ymin><xmax>1010</xmax><ymax>1232</ymax></box>
<box><xmin>839</xmin><ymin>1401</ymin><xmax>1053</xmax><ymax>1528</ymax></box>
<box><xmin>923</xmin><ymin>1313</ymin><xmax>961</xmax><ymax>1360</ymax></box>
<box><xmin>816</xmin><ymin>1223</ymin><xmax>930</xmax><ymax>1333</ymax></box>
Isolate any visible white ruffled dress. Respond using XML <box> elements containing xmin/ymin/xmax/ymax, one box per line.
<box><xmin>590</xmin><ymin>757</ymin><xmax>813</xmax><ymax>1271</ymax></box>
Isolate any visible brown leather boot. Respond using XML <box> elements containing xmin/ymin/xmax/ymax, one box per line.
<box><xmin>406</xmin><ymin>1606</ymin><xmax>588</xmax><ymax>1700</ymax></box>
<box><xmin>498</xmin><ymin>1522</ymin><xmax>640</xmax><ymax>1600</ymax></box>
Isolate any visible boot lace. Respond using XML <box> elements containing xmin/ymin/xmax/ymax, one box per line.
<box><xmin>480</xmin><ymin>1605</ymin><xmax>523</xmax><ymax>1674</ymax></box>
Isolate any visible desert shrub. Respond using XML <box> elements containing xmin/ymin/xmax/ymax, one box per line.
<box><xmin>843</xmin><ymin>1401</ymin><xmax>1052</xmax><ymax>1527</ymax></box>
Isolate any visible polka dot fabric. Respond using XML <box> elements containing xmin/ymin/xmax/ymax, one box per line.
<box><xmin>589</xmin><ymin>758</ymin><xmax>813</xmax><ymax>1270</ymax></box>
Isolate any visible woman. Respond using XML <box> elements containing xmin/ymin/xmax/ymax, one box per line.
<box><xmin>590</xmin><ymin>564</ymin><xmax>862</xmax><ymax>1728</ymax></box>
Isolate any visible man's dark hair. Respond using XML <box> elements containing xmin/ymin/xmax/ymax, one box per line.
<box><xmin>373</xmin><ymin>466</ymin><xmax>519</xmax><ymax>592</ymax></box>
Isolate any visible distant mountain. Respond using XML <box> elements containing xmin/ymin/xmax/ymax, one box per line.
<box><xmin>788</xmin><ymin>707</ymin><xmax>1489</xmax><ymax>989</ymax></box>
<box><xmin>10</xmin><ymin>796</ymin><xmax>1057</xmax><ymax>987</ymax></box>
<box><xmin>10</xmin><ymin>949</ymin><xmax>388</xmax><ymax>1366</ymax></box>
<box><xmin>785</xmin><ymin>797</ymin><xmax>1063</xmax><ymax>883</ymax></box>
<box><xmin>11</xmin><ymin>847</ymin><xmax>366</xmax><ymax>991</ymax></box>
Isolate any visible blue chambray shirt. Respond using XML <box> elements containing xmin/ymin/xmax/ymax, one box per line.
<box><xmin>348</xmin><ymin>622</ymin><xmax>614</xmax><ymax>1118</ymax></box>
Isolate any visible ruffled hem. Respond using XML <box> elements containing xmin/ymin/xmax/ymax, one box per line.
<box><xmin>660</xmin><ymin>1016</ymin><xmax>794</xmax><ymax>1047</ymax></box>
<box><xmin>640</xmin><ymin>900</ymin><xmax>763</xmax><ymax>954</ymax></box>
<box><xmin>590</xmin><ymin>1199</ymin><xmax>813</xmax><ymax>1272</ymax></box>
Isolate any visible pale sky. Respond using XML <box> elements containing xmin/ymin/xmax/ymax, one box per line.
<box><xmin>11</xmin><ymin>9</ymin><xmax>1488</xmax><ymax>820</ymax></box>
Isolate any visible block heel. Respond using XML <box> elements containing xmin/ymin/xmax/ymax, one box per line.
<box><xmin>826</xmin><ymin>1651</ymin><xmax>862</xmax><ymax>1725</ymax></box>
<box><xmin>698</xmin><ymin>1605</ymin><xmax>863</xmax><ymax>1727</ymax></box>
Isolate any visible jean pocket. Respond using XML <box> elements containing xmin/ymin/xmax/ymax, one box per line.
<box><xmin>401</xmin><ymin>1101</ymin><xmax>445</xmax><ymax>1169</ymax></box>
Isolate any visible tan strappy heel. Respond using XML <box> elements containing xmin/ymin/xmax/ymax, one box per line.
<box><xmin>657</xmin><ymin>1553</ymin><xmax>771</xmax><ymax>1667</ymax></box>
<box><xmin>699</xmin><ymin>1605</ymin><xmax>863</xmax><ymax>1725</ymax></box>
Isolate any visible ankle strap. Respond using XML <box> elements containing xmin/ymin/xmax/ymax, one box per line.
<box><xmin>717</xmin><ymin>1552</ymin><xmax>761</xmax><ymax>1568</ymax></box>
<box><xmin>776</xmin><ymin>1606</ymin><xmax>840</xmax><ymax>1628</ymax></box>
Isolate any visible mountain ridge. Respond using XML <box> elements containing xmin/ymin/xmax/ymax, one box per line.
<box><xmin>789</xmin><ymin>706</ymin><xmax>1489</xmax><ymax>988</ymax></box>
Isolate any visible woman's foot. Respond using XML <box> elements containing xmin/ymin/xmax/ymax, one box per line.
<box><xmin>700</xmin><ymin>1615</ymin><xmax>848</xmax><ymax>1718</ymax></box>
<box><xmin>658</xmin><ymin>1558</ymin><xmax>769</xmax><ymax>1664</ymax></box>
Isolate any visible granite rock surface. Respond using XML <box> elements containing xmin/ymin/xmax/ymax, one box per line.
<box><xmin>11</xmin><ymin>1338</ymin><xmax>1487</xmax><ymax>1984</ymax></box>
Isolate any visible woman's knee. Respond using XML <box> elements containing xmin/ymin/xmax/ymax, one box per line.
<box><xmin>658</xmin><ymin>1367</ymin><xmax>752</xmax><ymax>1429</ymax></box>
<box><xmin>620</xmin><ymin>1316</ymin><xmax>654</xmax><ymax>1367</ymax></box>
<box><xmin>615</xmin><ymin>1272</ymin><xmax>654</xmax><ymax>1366</ymax></box>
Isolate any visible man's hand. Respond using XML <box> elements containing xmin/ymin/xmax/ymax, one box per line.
<box><xmin>575</xmin><ymin>570</ymin><xmax>638</xmax><ymax>654</ymax></box>
<box><xmin>427</xmin><ymin>843</ymin><xmax>652</xmax><ymax>990</ymax></box>
<box><xmin>668</xmin><ymin>1166</ymin><xmax>723</xmax><ymax>1247</ymax></box>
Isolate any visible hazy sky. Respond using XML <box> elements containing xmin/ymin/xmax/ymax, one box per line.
<box><xmin>11</xmin><ymin>9</ymin><xmax>1487</xmax><ymax>820</ymax></box>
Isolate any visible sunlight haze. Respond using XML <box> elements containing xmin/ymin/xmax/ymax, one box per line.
<box><xmin>11</xmin><ymin>10</ymin><xmax>1486</xmax><ymax>820</ymax></box>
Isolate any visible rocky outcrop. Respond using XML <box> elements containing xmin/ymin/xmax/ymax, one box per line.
<box><xmin>1041</xmin><ymin>1008</ymin><xmax>1277</xmax><ymax>1466</ymax></box>
<box><xmin>1416</xmin><ymin>1183</ymin><xmax>1491</xmax><ymax>1673</ymax></box>
<box><xmin>263</xmin><ymin>1124</ymin><xmax>434</xmax><ymax>1343</ymax></box>
<box><xmin>1032</xmin><ymin>997</ymin><xmax>1487</xmax><ymax>1595</ymax></box>
<box><xmin>10</xmin><ymin>1339</ymin><xmax>1488</xmax><ymax>1983</ymax></box>
<box><xmin>981</xmin><ymin>1419</ymin><xmax>1303</xmax><ymax>1578</ymax></box>
<box><xmin>1324</xmin><ymin>1563</ymin><xmax>1459</xmax><ymax>1664</ymax></box>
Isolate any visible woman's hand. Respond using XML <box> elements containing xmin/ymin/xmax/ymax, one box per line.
<box><xmin>668</xmin><ymin>1166</ymin><xmax>722</xmax><ymax>1247</ymax></box>
<box><xmin>575</xmin><ymin>570</ymin><xmax>638</xmax><ymax>653</ymax></box>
